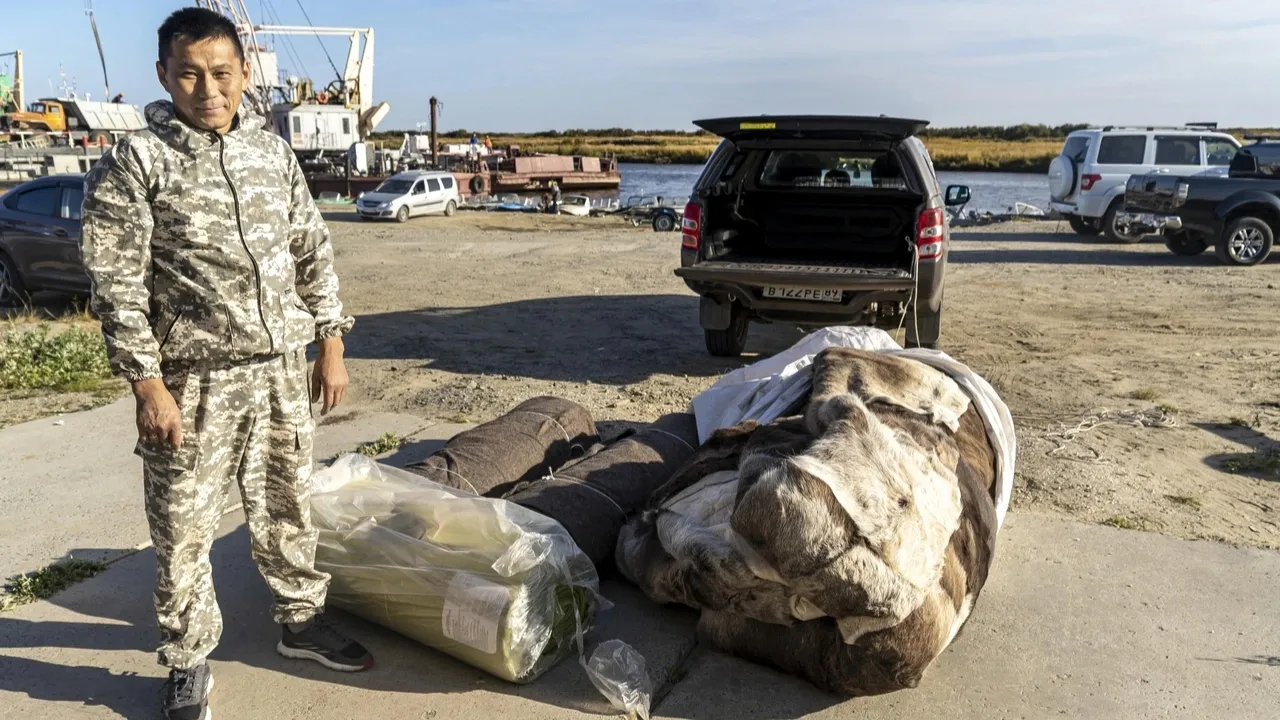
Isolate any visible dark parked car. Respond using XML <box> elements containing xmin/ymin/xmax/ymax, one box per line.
<box><xmin>675</xmin><ymin>115</ymin><xmax>969</xmax><ymax>355</ymax></box>
<box><xmin>0</xmin><ymin>173</ymin><xmax>91</xmax><ymax>305</ymax></box>
<box><xmin>1119</xmin><ymin>140</ymin><xmax>1280</xmax><ymax>266</ymax></box>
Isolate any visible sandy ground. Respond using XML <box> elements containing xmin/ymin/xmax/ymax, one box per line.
<box><xmin>6</xmin><ymin>209</ymin><xmax>1279</xmax><ymax>550</ymax></box>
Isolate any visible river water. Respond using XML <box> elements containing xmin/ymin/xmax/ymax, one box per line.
<box><xmin>611</xmin><ymin>163</ymin><xmax>1051</xmax><ymax>215</ymax></box>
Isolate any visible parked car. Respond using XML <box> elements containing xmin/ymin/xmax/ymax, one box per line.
<box><xmin>1047</xmin><ymin>124</ymin><xmax>1241</xmax><ymax>242</ymax></box>
<box><xmin>0</xmin><ymin>174</ymin><xmax>90</xmax><ymax>305</ymax></box>
<box><xmin>675</xmin><ymin>115</ymin><xmax>969</xmax><ymax>356</ymax></box>
<box><xmin>356</xmin><ymin>170</ymin><xmax>460</xmax><ymax>222</ymax></box>
<box><xmin>1119</xmin><ymin>139</ymin><xmax>1280</xmax><ymax>266</ymax></box>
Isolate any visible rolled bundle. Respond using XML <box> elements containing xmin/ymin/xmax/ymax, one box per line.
<box><xmin>502</xmin><ymin>412</ymin><xmax>700</xmax><ymax>569</ymax></box>
<box><xmin>310</xmin><ymin>454</ymin><xmax>600</xmax><ymax>685</ymax></box>
<box><xmin>403</xmin><ymin>396</ymin><xmax>599</xmax><ymax>497</ymax></box>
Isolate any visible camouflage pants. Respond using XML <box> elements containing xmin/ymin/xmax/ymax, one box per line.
<box><xmin>139</xmin><ymin>348</ymin><xmax>329</xmax><ymax>670</ymax></box>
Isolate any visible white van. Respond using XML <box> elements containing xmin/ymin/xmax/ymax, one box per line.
<box><xmin>356</xmin><ymin>170</ymin><xmax>461</xmax><ymax>222</ymax></box>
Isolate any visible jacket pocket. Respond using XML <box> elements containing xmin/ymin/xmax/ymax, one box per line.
<box><xmin>157</xmin><ymin>310</ymin><xmax>184</xmax><ymax>352</ymax></box>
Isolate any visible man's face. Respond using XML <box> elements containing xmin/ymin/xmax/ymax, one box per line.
<box><xmin>155</xmin><ymin>36</ymin><xmax>249</xmax><ymax>134</ymax></box>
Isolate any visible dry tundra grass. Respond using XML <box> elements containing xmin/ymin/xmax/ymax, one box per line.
<box><xmin>370</xmin><ymin>128</ymin><xmax>1280</xmax><ymax>173</ymax></box>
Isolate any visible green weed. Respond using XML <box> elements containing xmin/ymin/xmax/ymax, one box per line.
<box><xmin>1</xmin><ymin>558</ymin><xmax>106</xmax><ymax>611</ymax></box>
<box><xmin>0</xmin><ymin>324</ymin><xmax>111</xmax><ymax>392</ymax></box>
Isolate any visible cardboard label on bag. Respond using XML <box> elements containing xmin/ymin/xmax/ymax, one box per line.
<box><xmin>442</xmin><ymin>572</ymin><xmax>510</xmax><ymax>654</ymax></box>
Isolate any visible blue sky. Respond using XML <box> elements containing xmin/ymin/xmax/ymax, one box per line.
<box><xmin>6</xmin><ymin>0</ymin><xmax>1280</xmax><ymax>132</ymax></box>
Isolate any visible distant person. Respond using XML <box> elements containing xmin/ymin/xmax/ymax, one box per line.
<box><xmin>111</xmin><ymin>92</ymin><xmax>125</xmax><ymax>103</ymax></box>
<box><xmin>80</xmin><ymin>8</ymin><xmax>372</xmax><ymax>720</ymax></box>
<box><xmin>548</xmin><ymin>181</ymin><xmax>561</xmax><ymax>214</ymax></box>
<box><xmin>483</xmin><ymin>134</ymin><xmax>492</xmax><ymax>150</ymax></box>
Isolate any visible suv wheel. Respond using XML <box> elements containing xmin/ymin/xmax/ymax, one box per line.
<box><xmin>705</xmin><ymin>305</ymin><xmax>750</xmax><ymax>357</ymax></box>
<box><xmin>1103</xmin><ymin>200</ymin><xmax>1143</xmax><ymax>244</ymax></box>
<box><xmin>1217</xmin><ymin>217</ymin><xmax>1274</xmax><ymax>266</ymax></box>
<box><xmin>1165</xmin><ymin>231</ymin><xmax>1208</xmax><ymax>257</ymax></box>
<box><xmin>0</xmin><ymin>252</ymin><xmax>30</xmax><ymax>307</ymax></box>
<box><xmin>1067</xmin><ymin>215</ymin><xmax>1101</xmax><ymax>236</ymax></box>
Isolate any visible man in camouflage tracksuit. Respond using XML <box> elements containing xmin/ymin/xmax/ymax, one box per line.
<box><xmin>81</xmin><ymin>8</ymin><xmax>372</xmax><ymax>720</ymax></box>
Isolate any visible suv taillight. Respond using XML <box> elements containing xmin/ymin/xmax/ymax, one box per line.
<box><xmin>916</xmin><ymin>207</ymin><xmax>944</xmax><ymax>260</ymax></box>
<box><xmin>681</xmin><ymin>202</ymin><xmax>702</xmax><ymax>250</ymax></box>
<box><xmin>1081</xmin><ymin>173</ymin><xmax>1102</xmax><ymax>191</ymax></box>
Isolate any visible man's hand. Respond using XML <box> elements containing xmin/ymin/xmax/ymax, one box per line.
<box><xmin>133</xmin><ymin>378</ymin><xmax>183</xmax><ymax>449</ymax></box>
<box><xmin>312</xmin><ymin>337</ymin><xmax>349</xmax><ymax>415</ymax></box>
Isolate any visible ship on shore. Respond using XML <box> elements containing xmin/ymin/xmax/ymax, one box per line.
<box><xmin>302</xmin><ymin>97</ymin><xmax>621</xmax><ymax>200</ymax></box>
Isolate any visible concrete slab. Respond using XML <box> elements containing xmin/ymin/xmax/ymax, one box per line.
<box><xmin>0</xmin><ymin>399</ymin><xmax>441</xmax><ymax>583</ymax></box>
<box><xmin>653</xmin><ymin>515</ymin><xmax>1280</xmax><ymax>720</ymax></box>
<box><xmin>0</xmin><ymin>508</ymin><xmax>698</xmax><ymax>720</ymax></box>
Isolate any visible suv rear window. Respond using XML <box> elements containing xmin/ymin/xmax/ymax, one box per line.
<box><xmin>1096</xmin><ymin>135</ymin><xmax>1147</xmax><ymax>165</ymax></box>
<box><xmin>757</xmin><ymin>149</ymin><xmax>908</xmax><ymax>190</ymax></box>
<box><xmin>1062</xmin><ymin>136</ymin><xmax>1090</xmax><ymax>162</ymax></box>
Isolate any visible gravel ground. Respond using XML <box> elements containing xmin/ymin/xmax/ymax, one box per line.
<box><xmin>7</xmin><ymin>208</ymin><xmax>1279</xmax><ymax>550</ymax></box>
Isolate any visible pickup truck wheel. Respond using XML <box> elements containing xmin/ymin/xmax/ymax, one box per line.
<box><xmin>0</xmin><ymin>252</ymin><xmax>31</xmax><ymax>307</ymax></box>
<box><xmin>1217</xmin><ymin>217</ymin><xmax>1274</xmax><ymax>266</ymax></box>
<box><xmin>653</xmin><ymin>213</ymin><xmax>676</xmax><ymax>232</ymax></box>
<box><xmin>1103</xmin><ymin>201</ymin><xmax>1143</xmax><ymax>244</ymax></box>
<box><xmin>1164</xmin><ymin>231</ymin><xmax>1208</xmax><ymax>256</ymax></box>
<box><xmin>705</xmin><ymin>307</ymin><xmax>750</xmax><ymax>357</ymax></box>
<box><xmin>1067</xmin><ymin>215</ymin><xmax>1101</xmax><ymax>236</ymax></box>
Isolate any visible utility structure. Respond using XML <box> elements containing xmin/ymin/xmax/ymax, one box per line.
<box><xmin>195</xmin><ymin>0</ymin><xmax>389</xmax><ymax>153</ymax></box>
<box><xmin>0</xmin><ymin>50</ymin><xmax>22</xmax><ymax>113</ymax></box>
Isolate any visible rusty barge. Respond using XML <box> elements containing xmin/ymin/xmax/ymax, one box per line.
<box><xmin>305</xmin><ymin>150</ymin><xmax>621</xmax><ymax>200</ymax></box>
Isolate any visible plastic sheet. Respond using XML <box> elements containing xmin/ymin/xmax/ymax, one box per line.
<box><xmin>310</xmin><ymin>454</ymin><xmax>602</xmax><ymax>684</ymax></box>
<box><xmin>583</xmin><ymin>639</ymin><xmax>654</xmax><ymax>720</ymax></box>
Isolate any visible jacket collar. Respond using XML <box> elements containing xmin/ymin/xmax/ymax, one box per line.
<box><xmin>144</xmin><ymin>99</ymin><xmax>266</xmax><ymax>154</ymax></box>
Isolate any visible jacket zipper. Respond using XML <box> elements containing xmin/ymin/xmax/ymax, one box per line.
<box><xmin>217</xmin><ymin>134</ymin><xmax>275</xmax><ymax>353</ymax></box>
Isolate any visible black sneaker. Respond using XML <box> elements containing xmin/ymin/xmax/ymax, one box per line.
<box><xmin>277</xmin><ymin>615</ymin><xmax>374</xmax><ymax>672</ymax></box>
<box><xmin>163</xmin><ymin>662</ymin><xmax>213</xmax><ymax>720</ymax></box>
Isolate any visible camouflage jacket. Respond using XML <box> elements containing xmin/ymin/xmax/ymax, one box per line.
<box><xmin>81</xmin><ymin>100</ymin><xmax>354</xmax><ymax>382</ymax></box>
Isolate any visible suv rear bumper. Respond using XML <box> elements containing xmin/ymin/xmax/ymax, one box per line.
<box><xmin>1051</xmin><ymin>195</ymin><xmax>1110</xmax><ymax>220</ymax></box>
<box><xmin>675</xmin><ymin>258</ymin><xmax>943</xmax><ymax>326</ymax></box>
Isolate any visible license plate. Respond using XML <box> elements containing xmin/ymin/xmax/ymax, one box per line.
<box><xmin>762</xmin><ymin>286</ymin><xmax>843</xmax><ymax>303</ymax></box>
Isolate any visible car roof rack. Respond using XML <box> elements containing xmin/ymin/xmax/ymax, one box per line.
<box><xmin>1097</xmin><ymin>123</ymin><xmax>1221</xmax><ymax>132</ymax></box>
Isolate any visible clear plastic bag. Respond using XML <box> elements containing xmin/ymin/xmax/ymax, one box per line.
<box><xmin>310</xmin><ymin>453</ymin><xmax>602</xmax><ymax>684</ymax></box>
<box><xmin>583</xmin><ymin>639</ymin><xmax>654</xmax><ymax>720</ymax></box>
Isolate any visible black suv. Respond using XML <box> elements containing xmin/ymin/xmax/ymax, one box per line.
<box><xmin>675</xmin><ymin>115</ymin><xmax>970</xmax><ymax>356</ymax></box>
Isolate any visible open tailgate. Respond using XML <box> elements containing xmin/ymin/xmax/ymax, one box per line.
<box><xmin>694</xmin><ymin>115</ymin><xmax>929</xmax><ymax>144</ymax></box>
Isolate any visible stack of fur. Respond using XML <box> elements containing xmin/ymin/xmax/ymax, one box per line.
<box><xmin>616</xmin><ymin>347</ymin><xmax>1002</xmax><ymax>696</ymax></box>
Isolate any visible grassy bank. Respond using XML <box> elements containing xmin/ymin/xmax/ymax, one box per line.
<box><xmin>371</xmin><ymin>125</ymin><xmax>1280</xmax><ymax>173</ymax></box>
<box><xmin>0</xmin><ymin>312</ymin><xmax>124</xmax><ymax>428</ymax></box>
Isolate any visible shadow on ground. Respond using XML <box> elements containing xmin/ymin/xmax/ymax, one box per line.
<box><xmin>949</xmin><ymin>247</ymin><xmax>1215</xmax><ymax>267</ymax></box>
<box><xmin>343</xmin><ymin>295</ymin><xmax>809</xmax><ymax>385</ymax></box>
<box><xmin>0</xmin><ymin>293</ymin><xmax>93</xmax><ymax>321</ymax></box>
<box><xmin>0</xmin><ymin>512</ymin><xmax>840</xmax><ymax>719</ymax></box>
<box><xmin>1196</xmin><ymin>421</ymin><xmax>1280</xmax><ymax>482</ymax></box>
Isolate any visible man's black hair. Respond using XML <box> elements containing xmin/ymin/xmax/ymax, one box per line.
<box><xmin>157</xmin><ymin>7</ymin><xmax>245</xmax><ymax>67</ymax></box>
